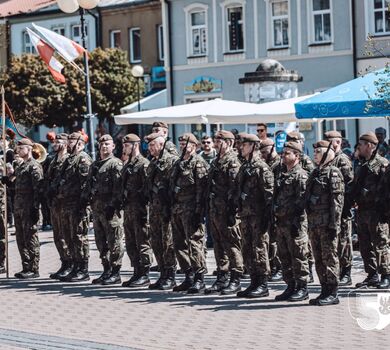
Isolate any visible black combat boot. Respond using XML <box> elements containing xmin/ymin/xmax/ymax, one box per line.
<box><xmin>355</xmin><ymin>273</ymin><xmax>379</xmax><ymax>288</ymax></box>
<box><xmin>68</xmin><ymin>261</ymin><xmax>90</xmax><ymax>282</ymax></box>
<box><xmin>274</xmin><ymin>281</ymin><xmax>296</xmax><ymax>301</ymax></box>
<box><xmin>122</xmin><ymin>266</ymin><xmax>139</xmax><ymax>287</ymax></box>
<box><xmin>50</xmin><ymin>260</ymin><xmax>69</xmax><ymax>280</ymax></box>
<box><xmin>246</xmin><ymin>276</ymin><xmax>269</xmax><ymax>298</ymax></box>
<box><xmin>57</xmin><ymin>261</ymin><xmax>73</xmax><ymax>279</ymax></box>
<box><xmin>60</xmin><ymin>262</ymin><xmax>79</xmax><ymax>282</ymax></box>
<box><xmin>173</xmin><ymin>269</ymin><xmax>193</xmax><ymax>292</ymax></box>
<box><xmin>309</xmin><ymin>284</ymin><xmax>327</xmax><ymax>305</ymax></box>
<box><xmin>128</xmin><ymin>266</ymin><xmax>150</xmax><ymax>287</ymax></box>
<box><xmin>377</xmin><ymin>274</ymin><xmax>390</xmax><ymax>289</ymax></box>
<box><xmin>318</xmin><ymin>285</ymin><xmax>339</xmax><ymax>306</ymax></box>
<box><xmin>19</xmin><ymin>270</ymin><xmax>40</xmax><ymax>279</ymax></box>
<box><xmin>14</xmin><ymin>266</ymin><xmax>29</xmax><ymax>279</ymax></box>
<box><xmin>102</xmin><ymin>265</ymin><xmax>122</xmax><ymax>285</ymax></box>
<box><xmin>289</xmin><ymin>280</ymin><xmax>309</xmax><ymax>302</ymax></box>
<box><xmin>220</xmin><ymin>271</ymin><xmax>241</xmax><ymax>295</ymax></box>
<box><xmin>159</xmin><ymin>268</ymin><xmax>176</xmax><ymax>290</ymax></box>
<box><xmin>237</xmin><ymin>274</ymin><xmax>259</xmax><ymax>298</ymax></box>
<box><xmin>92</xmin><ymin>261</ymin><xmax>111</xmax><ymax>285</ymax></box>
<box><xmin>269</xmin><ymin>267</ymin><xmax>283</xmax><ymax>282</ymax></box>
<box><xmin>149</xmin><ymin>269</ymin><xmax>165</xmax><ymax>290</ymax></box>
<box><xmin>187</xmin><ymin>272</ymin><xmax>205</xmax><ymax>294</ymax></box>
<box><xmin>204</xmin><ymin>271</ymin><xmax>230</xmax><ymax>294</ymax></box>
<box><xmin>339</xmin><ymin>266</ymin><xmax>352</xmax><ymax>286</ymax></box>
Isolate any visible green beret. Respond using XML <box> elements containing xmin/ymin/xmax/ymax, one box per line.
<box><xmin>122</xmin><ymin>133</ymin><xmax>141</xmax><ymax>144</ymax></box>
<box><xmin>178</xmin><ymin>133</ymin><xmax>198</xmax><ymax>145</ymax></box>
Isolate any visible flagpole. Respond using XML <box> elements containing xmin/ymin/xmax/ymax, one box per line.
<box><xmin>1</xmin><ymin>85</ymin><xmax>9</xmax><ymax>279</ymax></box>
<box><xmin>80</xmin><ymin>8</ymin><xmax>96</xmax><ymax>161</ymax></box>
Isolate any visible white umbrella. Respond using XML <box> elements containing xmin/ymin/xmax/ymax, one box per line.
<box><xmin>114</xmin><ymin>95</ymin><xmax>317</xmax><ymax>125</ymax></box>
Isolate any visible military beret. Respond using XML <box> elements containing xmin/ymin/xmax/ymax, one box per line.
<box><xmin>214</xmin><ymin>130</ymin><xmax>235</xmax><ymax>140</ymax></box>
<box><xmin>17</xmin><ymin>138</ymin><xmax>34</xmax><ymax>147</ymax></box>
<box><xmin>122</xmin><ymin>133</ymin><xmax>140</xmax><ymax>143</ymax></box>
<box><xmin>98</xmin><ymin>134</ymin><xmax>113</xmax><ymax>143</ymax></box>
<box><xmin>284</xmin><ymin>141</ymin><xmax>302</xmax><ymax>153</ymax></box>
<box><xmin>152</xmin><ymin>121</ymin><xmax>168</xmax><ymax>129</ymax></box>
<box><xmin>286</xmin><ymin>131</ymin><xmax>302</xmax><ymax>141</ymax></box>
<box><xmin>324</xmin><ymin>130</ymin><xmax>342</xmax><ymax>139</ymax></box>
<box><xmin>240</xmin><ymin>133</ymin><xmax>261</xmax><ymax>143</ymax></box>
<box><xmin>375</xmin><ymin>127</ymin><xmax>386</xmax><ymax>134</ymax></box>
<box><xmin>55</xmin><ymin>133</ymin><xmax>68</xmax><ymax>141</ymax></box>
<box><xmin>259</xmin><ymin>138</ymin><xmax>275</xmax><ymax>149</ymax></box>
<box><xmin>68</xmin><ymin>132</ymin><xmax>84</xmax><ymax>141</ymax></box>
<box><xmin>144</xmin><ymin>132</ymin><xmax>165</xmax><ymax>144</ymax></box>
<box><xmin>359</xmin><ymin>132</ymin><xmax>378</xmax><ymax>145</ymax></box>
<box><xmin>178</xmin><ymin>133</ymin><xmax>198</xmax><ymax>145</ymax></box>
<box><xmin>313</xmin><ymin>140</ymin><xmax>335</xmax><ymax>150</ymax></box>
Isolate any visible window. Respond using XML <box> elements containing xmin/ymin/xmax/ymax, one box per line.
<box><xmin>22</xmin><ymin>31</ymin><xmax>35</xmax><ymax>54</ymax></box>
<box><xmin>271</xmin><ymin>1</ymin><xmax>289</xmax><ymax>47</ymax></box>
<box><xmin>110</xmin><ymin>30</ymin><xmax>121</xmax><ymax>48</ymax></box>
<box><xmin>72</xmin><ymin>24</ymin><xmax>88</xmax><ymax>46</ymax></box>
<box><xmin>52</xmin><ymin>27</ymin><xmax>65</xmax><ymax>36</ymax></box>
<box><xmin>373</xmin><ymin>0</ymin><xmax>390</xmax><ymax>34</ymax></box>
<box><xmin>190</xmin><ymin>11</ymin><xmax>207</xmax><ymax>56</ymax></box>
<box><xmin>129</xmin><ymin>28</ymin><xmax>141</xmax><ymax>63</ymax></box>
<box><xmin>157</xmin><ymin>25</ymin><xmax>164</xmax><ymax>61</ymax></box>
<box><xmin>311</xmin><ymin>0</ymin><xmax>332</xmax><ymax>43</ymax></box>
<box><xmin>227</xmin><ymin>6</ymin><xmax>244</xmax><ymax>51</ymax></box>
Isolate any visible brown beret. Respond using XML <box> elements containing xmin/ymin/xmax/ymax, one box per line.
<box><xmin>17</xmin><ymin>138</ymin><xmax>34</xmax><ymax>147</ymax></box>
<box><xmin>324</xmin><ymin>130</ymin><xmax>342</xmax><ymax>139</ymax></box>
<box><xmin>144</xmin><ymin>132</ymin><xmax>164</xmax><ymax>144</ymax></box>
<box><xmin>240</xmin><ymin>133</ymin><xmax>260</xmax><ymax>143</ymax></box>
<box><xmin>55</xmin><ymin>133</ymin><xmax>68</xmax><ymax>141</ymax></box>
<box><xmin>122</xmin><ymin>133</ymin><xmax>141</xmax><ymax>144</ymax></box>
<box><xmin>286</xmin><ymin>131</ymin><xmax>302</xmax><ymax>141</ymax></box>
<box><xmin>214</xmin><ymin>130</ymin><xmax>235</xmax><ymax>140</ymax></box>
<box><xmin>68</xmin><ymin>132</ymin><xmax>84</xmax><ymax>141</ymax></box>
<box><xmin>359</xmin><ymin>132</ymin><xmax>378</xmax><ymax>145</ymax></box>
<box><xmin>178</xmin><ymin>133</ymin><xmax>198</xmax><ymax>145</ymax></box>
<box><xmin>313</xmin><ymin>140</ymin><xmax>334</xmax><ymax>150</ymax></box>
<box><xmin>259</xmin><ymin>138</ymin><xmax>275</xmax><ymax>149</ymax></box>
<box><xmin>152</xmin><ymin>121</ymin><xmax>168</xmax><ymax>129</ymax></box>
<box><xmin>98</xmin><ymin>134</ymin><xmax>113</xmax><ymax>143</ymax></box>
<box><xmin>284</xmin><ymin>141</ymin><xmax>302</xmax><ymax>153</ymax></box>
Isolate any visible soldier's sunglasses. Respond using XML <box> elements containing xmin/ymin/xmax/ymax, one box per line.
<box><xmin>202</xmin><ymin>141</ymin><xmax>211</xmax><ymax>144</ymax></box>
<box><xmin>257</xmin><ymin>129</ymin><xmax>266</xmax><ymax>132</ymax></box>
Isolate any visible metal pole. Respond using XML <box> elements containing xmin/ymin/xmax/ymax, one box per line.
<box><xmin>137</xmin><ymin>78</ymin><xmax>141</xmax><ymax>112</ymax></box>
<box><xmin>1</xmin><ymin>85</ymin><xmax>8</xmax><ymax>279</ymax></box>
<box><xmin>80</xmin><ymin>8</ymin><xmax>96</xmax><ymax>161</ymax></box>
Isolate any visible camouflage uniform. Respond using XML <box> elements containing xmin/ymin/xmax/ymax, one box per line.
<box><xmin>165</xmin><ymin>140</ymin><xmax>179</xmax><ymax>157</ymax></box>
<box><xmin>305</xmin><ymin>163</ymin><xmax>344</xmax><ymax>300</ymax></box>
<box><xmin>14</xmin><ymin>157</ymin><xmax>43</xmax><ymax>274</ymax></box>
<box><xmin>0</xmin><ymin>162</ymin><xmax>6</xmax><ymax>271</ymax></box>
<box><xmin>170</xmin><ymin>152</ymin><xmax>208</xmax><ymax>289</ymax></box>
<box><xmin>86</xmin><ymin>155</ymin><xmax>124</xmax><ymax>270</ymax></box>
<box><xmin>301</xmin><ymin>154</ymin><xmax>315</xmax><ymax>174</ymax></box>
<box><xmin>122</xmin><ymin>154</ymin><xmax>152</xmax><ymax>275</ymax></box>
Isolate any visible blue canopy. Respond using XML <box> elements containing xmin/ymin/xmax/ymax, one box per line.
<box><xmin>295</xmin><ymin>69</ymin><xmax>390</xmax><ymax>119</ymax></box>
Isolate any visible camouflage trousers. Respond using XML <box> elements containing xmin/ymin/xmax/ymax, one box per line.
<box><xmin>51</xmin><ymin>200</ymin><xmax>71</xmax><ymax>263</ymax></box>
<box><xmin>269</xmin><ymin>228</ymin><xmax>282</xmax><ymax>273</ymax></box>
<box><xmin>123</xmin><ymin>206</ymin><xmax>153</xmax><ymax>270</ymax></box>
<box><xmin>338</xmin><ymin>217</ymin><xmax>353</xmax><ymax>270</ymax></box>
<box><xmin>149</xmin><ymin>205</ymin><xmax>176</xmax><ymax>270</ymax></box>
<box><xmin>171</xmin><ymin>206</ymin><xmax>206</xmax><ymax>274</ymax></box>
<box><xmin>275</xmin><ymin>219</ymin><xmax>310</xmax><ymax>283</ymax></box>
<box><xmin>14</xmin><ymin>203</ymin><xmax>40</xmax><ymax>272</ymax></box>
<box><xmin>240</xmin><ymin>215</ymin><xmax>270</xmax><ymax>276</ymax></box>
<box><xmin>209</xmin><ymin>210</ymin><xmax>243</xmax><ymax>274</ymax></box>
<box><xmin>0</xmin><ymin>210</ymin><xmax>5</xmax><ymax>267</ymax></box>
<box><xmin>92</xmin><ymin>203</ymin><xmax>124</xmax><ymax>268</ymax></box>
<box><xmin>308</xmin><ymin>226</ymin><xmax>339</xmax><ymax>287</ymax></box>
<box><xmin>61</xmin><ymin>202</ymin><xmax>90</xmax><ymax>264</ymax></box>
<box><xmin>356</xmin><ymin>209</ymin><xmax>390</xmax><ymax>275</ymax></box>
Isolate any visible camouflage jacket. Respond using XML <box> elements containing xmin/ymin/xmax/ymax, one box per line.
<box><xmin>46</xmin><ymin>153</ymin><xmax>69</xmax><ymax>202</ymax></box>
<box><xmin>170</xmin><ymin>153</ymin><xmax>208</xmax><ymax>213</ymax></box>
<box><xmin>58</xmin><ymin>151</ymin><xmax>92</xmax><ymax>203</ymax></box>
<box><xmin>305</xmin><ymin>164</ymin><xmax>344</xmax><ymax>229</ymax></box>
<box><xmin>236</xmin><ymin>155</ymin><xmax>274</xmax><ymax>218</ymax></box>
<box><xmin>332</xmin><ymin>151</ymin><xmax>354</xmax><ymax>187</ymax></box>
<box><xmin>14</xmin><ymin>157</ymin><xmax>43</xmax><ymax>209</ymax></box>
<box><xmin>301</xmin><ymin>153</ymin><xmax>315</xmax><ymax>174</ymax></box>
<box><xmin>165</xmin><ymin>140</ymin><xmax>179</xmax><ymax>157</ymax></box>
<box><xmin>0</xmin><ymin>160</ymin><xmax>5</xmax><ymax>209</ymax></box>
<box><xmin>267</xmin><ymin>154</ymin><xmax>281</xmax><ymax>172</ymax></box>
<box><xmin>378</xmin><ymin>165</ymin><xmax>390</xmax><ymax>217</ymax></box>
<box><xmin>122</xmin><ymin>154</ymin><xmax>149</xmax><ymax>209</ymax></box>
<box><xmin>273</xmin><ymin>163</ymin><xmax>308</xmax><ymax>221</ymax></box>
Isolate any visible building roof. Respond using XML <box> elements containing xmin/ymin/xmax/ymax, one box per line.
<box><xmin>98</xmin><ymin>0</ymin><xmax>154</xmax><ymax>8</ymax></box>
<box><xmin>0</xmin><ymin>0</ymin><xmax>56</xmax><ymax>17</ymax></box>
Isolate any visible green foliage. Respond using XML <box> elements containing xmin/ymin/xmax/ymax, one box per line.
<box><xmin>4</xmin><ymin>48</ymin><xmax>142</xmax><ymax>127</ymax></box>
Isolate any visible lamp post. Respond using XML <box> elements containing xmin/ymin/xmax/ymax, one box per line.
<box><xmin>131</xmin><ymin>65</ymin><xmax>144</xmax><ymax>112</ymax></box>
<box><xmin>57</xmin><ymin>0</ymin><xmax>99</xmax><ymax>160</ymax></box>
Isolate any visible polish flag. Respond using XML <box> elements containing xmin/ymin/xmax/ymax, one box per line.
<box><xmin>32</xmin><ymin>23</ymin><xmax>86</xmax><ymax>64</ymax></box>
<box><xmin>26</xmin><ymin>28</ymin><xmax>65</xmax><ymax>84</ymax></box>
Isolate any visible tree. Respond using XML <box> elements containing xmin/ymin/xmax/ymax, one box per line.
<box><xmin>4</xmin><ymin>48</ymin><xmax>142</xmax><ymax>127</ymax></box>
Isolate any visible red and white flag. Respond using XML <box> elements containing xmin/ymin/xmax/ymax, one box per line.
<box><xmin>26</xmin><ymin>28</ymin><xmax>65</xmax><ymax>84</ymax></box>
<box><xmin>32</xmin><ymin>23</ymin><xmax>86</xmax><ymax>64</ymax></box>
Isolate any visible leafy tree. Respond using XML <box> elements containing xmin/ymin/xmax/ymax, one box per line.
<box><xmin>4</xmin><ymin>48</ymin><xmax>142</xmax><ymax>127</ymax></box>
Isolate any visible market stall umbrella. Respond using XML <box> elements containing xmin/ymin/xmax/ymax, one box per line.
<box><xmin>114</xmin><ymin>95</ymin><xmax>316</xmax><ymax>125</ymax></box>
<box><xmin>295</xmin><ymin>69</ymin><xmax>389</xmax><ymax>120</ymax></box>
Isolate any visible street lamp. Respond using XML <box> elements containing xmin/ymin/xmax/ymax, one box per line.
<box><xmin>131</xmin><ymin>65</ymin><xmax>144</xmax><ymax>112</ymax></box>
<box><xmin>57</xmin><ymin>0</ymin><xmax>99</xmax><ymax>160</ymax></box>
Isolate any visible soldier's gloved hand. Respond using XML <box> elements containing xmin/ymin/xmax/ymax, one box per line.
<box><xmin>31</xmin><ymin>207</ymin><xmax>40</xmax><ymax>224</ymax></box>
<box><xmin>105</xmin><ymin>205</ymin><xmax>115</xmax><ymax>221</ymax></box>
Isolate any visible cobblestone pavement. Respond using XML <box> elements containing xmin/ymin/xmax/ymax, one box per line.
<box><xmin>0</xmin><ymin>227</ymin><xmax>389</xmax><ymax>350</ymax></box>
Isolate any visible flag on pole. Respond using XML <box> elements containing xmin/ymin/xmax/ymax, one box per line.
<box><xmin>32</xmin><ymin>23</ymin><xmax>86</xmax><ymax>64</ymax></box>
<box><xmin>26</xmin><ymin>28</ymin><xmax>65</xmax><ymax>83</ymax></box>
